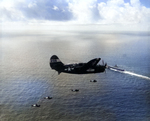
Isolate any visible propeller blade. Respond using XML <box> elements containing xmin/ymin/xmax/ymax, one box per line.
<box><xmin>104</xmin><ymin>62</ymin><xmax>107</xmax><ymax>73</ymax></box>
<box><xmin>102</xmin><ymin>60</ymin><xmax>104</xmax><ymax>65</ymax></box>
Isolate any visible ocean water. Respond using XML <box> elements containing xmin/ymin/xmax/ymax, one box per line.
<box><xmin>1</xmin><ymin>28</ymin><xmax>150</xmax><ymax>121</ymax></box>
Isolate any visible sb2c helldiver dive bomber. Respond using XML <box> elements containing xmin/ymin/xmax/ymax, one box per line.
<box><xmin>50</xmin><ymin>55</ymin><xmax>107</xmax><ymax>75</ymax></box>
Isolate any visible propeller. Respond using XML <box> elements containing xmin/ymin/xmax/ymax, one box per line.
<box><xmin>102</xmin><ymin>60</ymin><xmax>104</xmax><ymax>65</ymax></box>
<box><xmin>102</xmin><ymin>60</ymin><xmax>107</xmax><ymax>67</ymax></box>
<box><xmin>105</xmin><ymin>63</ymin><xmax>107</xmax><ymax>67</ymax></box>
<box><xmin>102</xmin><ymin>60</ymin><xmax>107</xmax><ymax>73</ymax></box>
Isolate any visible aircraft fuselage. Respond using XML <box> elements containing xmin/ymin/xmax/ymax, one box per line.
<box><xmin>62</xmin><ymin>63</ymin><xmax>105</xmax><ymax>74</ymax></box>
<box><xmin>50</xmin><ymin>55</ymin><xmax>106</xmax><ymax>75</ymax></box>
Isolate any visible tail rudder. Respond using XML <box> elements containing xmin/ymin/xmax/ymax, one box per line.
<box><xmin>50</xmin><ymin>55</ymin><xmax>64</xmax><ymax>74</ymax></box>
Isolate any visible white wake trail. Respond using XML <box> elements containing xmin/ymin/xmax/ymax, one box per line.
<box><xmin>109</xmin><ymin>68</ymin><xmax>150</xmax><ymax>80</ymax></box>
<box><xmin>123</xmin><ymin>71</ymin><xmax>150</xmax><ymax>80</ymax></box>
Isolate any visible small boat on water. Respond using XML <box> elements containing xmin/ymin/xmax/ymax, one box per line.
<box><xmin>90</xmin><ymin>80</ymin><xmax>97</xmax><ymax>82</ymax></box>
<box><xmin>71</xmin><ymin>89</ymin><xmax>79</xmax><ymax>92</ymax></box>
<box><xmin>44</xmin><ymin>96</ymin><xmax>52</xmax><ymax>99</ymax></box>
<box><xmin>32</xmin><ymin>104</ymin><xmax>40</xmax><ymax>107</ymax></box>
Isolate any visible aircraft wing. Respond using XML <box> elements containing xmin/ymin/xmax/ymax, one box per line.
<box><xmin>86</xmin><ymin>58</ymin><xmax>101</xmax><ymax>68</ymax></box>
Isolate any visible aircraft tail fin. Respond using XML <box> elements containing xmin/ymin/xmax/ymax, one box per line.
<box><xmin>50</xmin><ymin>55</ymin><xmax>64</xmax><ymax>74</ymax></box>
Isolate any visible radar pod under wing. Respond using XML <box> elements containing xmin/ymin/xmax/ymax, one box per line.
<box><xmin>49</xmin><ymin>55</ymin><xmax>106</xmax><ymax>74</ymax></box>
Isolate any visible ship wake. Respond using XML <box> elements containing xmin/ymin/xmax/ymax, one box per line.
<box><xmin>109</xmin><ymin>68</ymin><xmax>150</xmax><ymax>80</ymax></box>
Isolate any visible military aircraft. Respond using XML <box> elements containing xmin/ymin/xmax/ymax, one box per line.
<box><xmin>50</xmin><ymin>55</ymin><xmax>107</xmax><ymax>74</ymax></box>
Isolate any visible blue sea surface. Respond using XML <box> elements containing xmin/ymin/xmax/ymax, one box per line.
<box><xmin>0</xmin><ymin>28</ymin><xmax>150</xmax><ymax>121</ymax></box>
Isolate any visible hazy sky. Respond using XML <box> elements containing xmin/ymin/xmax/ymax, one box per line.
<box><xmin>1</xmin><ymin>0</ymin><xmax>150</xmax><ymax>31</ymax></box>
